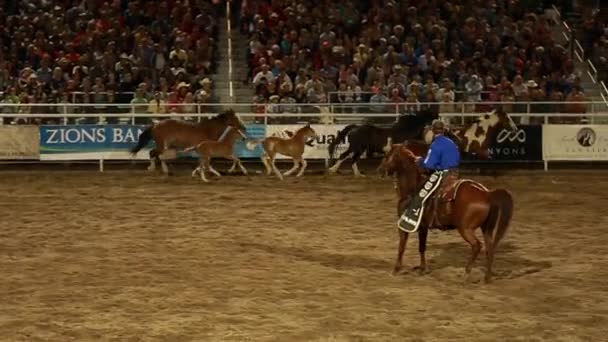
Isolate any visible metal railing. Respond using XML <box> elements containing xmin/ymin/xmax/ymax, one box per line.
<box><xmin>0</xmin><ymin>101</ymin><xmax>607</xmax><ymax>126</ymax></box>
<box><xmin>552</xmin><ymin>5</ymin><xmax>608</xmax><ymax>104</ymax></box>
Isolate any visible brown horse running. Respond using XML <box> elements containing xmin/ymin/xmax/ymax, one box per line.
<box><xmin>379</xmin><ymin>144</ymin><xmax>514</xmax><ymax>283</ymax></box>
<box><xmin>246</xmin><ymin>124</ymin><xmax>318</xmax><ymax>180</ymax></box>
<box><xmin>184</xmin><ymin>126</ymin><xmax>248</xmax><ymax>183</ymax></box>
<box><xmin>130</xmin><ymin>109</ymin><xmax>246</xmax><ymax>175</ymax></box>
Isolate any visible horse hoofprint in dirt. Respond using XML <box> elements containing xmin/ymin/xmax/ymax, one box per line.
<box><xmin>246</xmin><ymin>124</ymin><xmax>318</xmax><ymax>180</ymax></box>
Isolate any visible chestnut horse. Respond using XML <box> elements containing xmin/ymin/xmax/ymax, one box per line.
<box><xmin>130</xmin><ymin>109</ymin><xmax>246</xmax><ymax>175</ymax></box>
<box><xmin>246</xmin><ymin>124</ymin><xmax>318</xmax><ymax>180</ymax></box>
<box><xmin>379</xmin><ymin>144</ymin><xmax>514</xmax><ymax>283</ymax></box>
<box><xmin>185</xmin><ymin>126</ymin><xmax>248</xmax><ymax>183</ymax></box>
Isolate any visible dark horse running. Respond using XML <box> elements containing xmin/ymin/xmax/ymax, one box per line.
<box><xmin>130</xmin><ymin>109</ymin><xmax>246</xmax><ymax>176</ymax></box>
<box><xmin>327</xmin><ymin>109</ymin><xmax>440</xmax><ymax>177</ymax></box>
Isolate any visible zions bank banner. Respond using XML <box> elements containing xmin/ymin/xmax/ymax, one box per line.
<box><xmin>39</xmin><ymin>124</ymin><xmax>265</xmax><ymax>161</ymax></box>
<box><xmin>487</xmin><ymin>125</ymin><xmax>543</xmax><ymax>161</ymax></box>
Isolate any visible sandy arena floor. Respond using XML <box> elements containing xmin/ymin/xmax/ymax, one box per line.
<box><xmin>1</xmin><ymin>167</ymin><xmax>608</xmax><ymax>341</ymax></box>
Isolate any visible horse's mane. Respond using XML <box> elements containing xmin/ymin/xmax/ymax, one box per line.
<box><xmin>394</xmin><ymin>110</ymin><xmax>438</xmax><ymax>130</ymax></box>
<box><xmin>197</xmin><ymin>109</ymin><xmax>234</xmax><ymax>124</ymax></box>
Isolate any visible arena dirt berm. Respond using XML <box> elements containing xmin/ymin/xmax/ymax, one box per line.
<box><xmin>1</xmin><ymin>164</ymin><xmax>607</xmax><ymax>341</ymax></box>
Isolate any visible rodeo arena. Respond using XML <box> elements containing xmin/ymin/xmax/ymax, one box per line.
<box><xmin>2</xmin><ymin>0</ymin><xmax>608</xmax><ymax>340</ymax></box>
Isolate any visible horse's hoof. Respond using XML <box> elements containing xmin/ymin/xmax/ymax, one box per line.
<box><xmin>412</xmin><ymin>265</ymin><xmax>427</xmax><ymax>275</ymax></box>
<box><xmin>392</xmin><ymin>267</ymin><xmax>402</xmax><ymax>276</ymax></box>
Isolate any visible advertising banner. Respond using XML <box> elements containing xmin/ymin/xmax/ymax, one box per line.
<box><xmin>265</xmin><ymin>124</ymin><xmax>350</xmax><ymax>159</ymax></box>
<box><xmin>0</xmin><ymin>125</ymin><xmax>40</xmax><ymax>160</ymax></box>
<box><xmin>39</xmin><ymin>124</ymin><xmax>265</xmax><ymax>161</ymax></box>
<box><xmin>487</xmin><ymin>125</ymin><xmax>543</xmax><ymax>161</ymax></box>
<box><xmin>543</xmin><ymin>125</ymin><xmax>608</xmax><ymax>161</ymax></box>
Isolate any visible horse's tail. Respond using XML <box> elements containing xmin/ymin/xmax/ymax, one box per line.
<box><xmin>482</xmin><ymin>189</ymin><xmax>514</xmax><ymax>251</ymax></box>
<box><xmin>182</xmin><ymin>144</ymin><xmax>199</xmax><ymax>153</ymax></box>
<box><xmin>328</xmin><ymin>124</ymin><xmax>357</xmax><ymax>160</ymax></box>
<box><xmin>246</xmin><ymin>139</ymin><xmax>262</xmax><ymax>151</ymax></box>
<box><xmin>131</xmin><ymin>125</ymin><xmax>154</xmax><ymax>155</ymax></box>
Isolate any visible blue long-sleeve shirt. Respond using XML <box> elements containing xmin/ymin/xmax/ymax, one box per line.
<box><xmin>419</xmin><ymin>135</ymin><xmax>460</xmax><ymax>171</ymax></box>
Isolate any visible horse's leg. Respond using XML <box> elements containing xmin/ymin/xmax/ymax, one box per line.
<box><xmin>227</xmin><ymin>160</ymin><xmax>237</xmax><ymax>173</ymax></box>
<box><xmin>199</xmin><ymin>159</ymin><xmax>209</xmax><ymax>183</ymax></box>
<box><xmin>458</xmin><ymin>227</ymin><xmax>482</xmax><ymax>282</ymax></box>
<box><xmin>148</xmin><ymin>150</ymin><xmax>158</xmax><ymax>172</ymax></box>
<box><xmin>351</xmin><ymin>150</ymin><xmax>364</xmax><ymax>177</ymax></box>
<box><xmin>393</xmin><ymin>230</ymin><xmax>409</xmax><ymax>275</ymax></box>
<box><xmin>482</xmin><ymin>230</ymin><xmax>495</xmax><ymax>284</ymax></box>
<box><xmin>160</xmin><ymin>159</ymin><xmax>169</xmax><ymax>175</ymax></box>
<box><xmin>191</xmin><ymin>164</ymin><xmax>200</xmax><ymax>177</ymax></box>
<box><xmin>295</xmin><ymin>157</ymin><xmax>307</xmax><ymax>177</ymax></box>
<box><xmin>236</xmin><ymin>158</ymin><xmax>248</xmax><ymax>175</ymax></box>
<box><xmin>328</xmin><ymin>147</ymin><xmax>352</xmax><ymax>173</ymax></box>
<box><xmin>413</xmin><ymin>227</ymin><xmax>428</xmax><ymax>274</ymax></box>
<box><xmin>207</xmin><ymin>159</ymin><xmax>222</xmax><ymax>177</ymax></box>
<box><xmin>283</xmin><ymin>158</ymin><xmax>300</xmax><ymax>176</ymax></box>
<box><xmin>268</xmin><ymin>155</ymin><xmax>284</xmax><ymax>180</ymax></box>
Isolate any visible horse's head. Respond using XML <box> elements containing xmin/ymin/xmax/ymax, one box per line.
<box><xmin>219</xmin><ymin>108</ymin><xmax>247</xmax><ymax>134</ymax></box>
<box><xmin>479</xmin><ymin>108</ymin><xmax>517</xmax><ymax>132</ymax></box>
<box><xmin>379</xmin><ymin>143</ymin><xmax>417</xmax><ymax>177</ymax></box>
<box><xmin>296</xmin><ymin>123</ymin><xmax>319</xmax><ymax>141</ymax></box>
<box><xmin>226</xmin><ymin>124</ymin><xmax>247</xmax><ymax>142</ymax></box>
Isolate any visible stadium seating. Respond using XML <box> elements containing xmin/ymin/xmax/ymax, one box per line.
<box><xmin>243</xmin><ymin>0</ymin><xmax>587</xmax><ymax>114</ymax></box>
<box><xmin>578</xmin><ymin>10</ymin><xmax>607</xmax><ymax>83</ymax></box>
<box><xmin>0</xmin><ymin>0</ymin><xmax>221</xmax><ymax>120</ymax></box>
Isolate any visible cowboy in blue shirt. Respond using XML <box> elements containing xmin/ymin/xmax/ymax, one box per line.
<box><xmin>416</xmin><ymin>120</ymin><xmax>460</xmax><ymax>172</ymax></box>
<box><xmin>400</xmin><ymin>119</ymin><xmax>460</xmax><ymax>233</ymax></box>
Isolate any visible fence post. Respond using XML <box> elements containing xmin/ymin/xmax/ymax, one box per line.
<box><xmin>63</xmin><ymin>104</ymin><xmax>68</xmax><ymax>125</ymax></box>
<box><xmin>460</xmin><ymin>103</ymin><xmax>465</xmax><ymax>125</ymax></box>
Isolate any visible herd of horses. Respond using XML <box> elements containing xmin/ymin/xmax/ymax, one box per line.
<box><xmin>130</xmin><ymin>108</ymin><xmax>517</xmax><ymax>283</ymax></box>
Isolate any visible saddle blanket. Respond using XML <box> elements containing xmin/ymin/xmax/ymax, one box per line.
<box><xmin>398</xmin><ymin>170</ymin><xmax>446</xmax><ymax>233</ymax></box>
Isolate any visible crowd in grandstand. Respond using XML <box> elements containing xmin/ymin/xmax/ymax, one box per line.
<box><xmin>0</xmin><ymin>0</ymin><xmax>602</xmax><ymax>124</ymax></box>
<box><xmin>0</xmin><ymin>0</ymin><xmax>221</xmax><ymax>123</ymax></box>
<box><xmin>578</xmin><ymin>8</ymin><xmax>607</xmax><ymax>83</ymax></box>
<box><xmin>243</xmin><ymin>0</ymin><xmax>590</xmax><ymax>115</ymax></box>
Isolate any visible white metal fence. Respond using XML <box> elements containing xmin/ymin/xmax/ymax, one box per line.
<box><xmin>0</xmin><ymin>101</ymin><xmax>607</xmax><ymax>127</ymax></box>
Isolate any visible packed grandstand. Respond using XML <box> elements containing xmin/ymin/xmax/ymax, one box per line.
<box><xmin>0</xmin><ymin>0</ymin><xmax>605</xmax><ymax>123</ymax></box>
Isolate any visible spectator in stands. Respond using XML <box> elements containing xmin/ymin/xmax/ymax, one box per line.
<box><xmin>465</xmin><ymin>75</ymin><xmax>483</xmax><ymax>112</ymax></box>
<box><xmin>130</xmin><ymin>87</ymin><xmax>149</xmax><ymax>124</ymax></box>
<box><xmin>0</xmin><ymin>0</ymin><xmax>220</xmax><ymax>120</ymax></box>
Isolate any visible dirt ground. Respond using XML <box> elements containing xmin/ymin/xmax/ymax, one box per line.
<box><xmin>1</xmin><ymin>166</ymin><xmax>608</xmax><ymax>342</ymax></box>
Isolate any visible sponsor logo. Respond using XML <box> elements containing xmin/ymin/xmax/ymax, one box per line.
<box><xmin>576</xmin><ymin>127</ymin><xmax>595</xmax><ymax>147</ymax></box>
<box><xmin>43</xmin><ymin>126</ymin><xmax>145</xmax><ymax>145</ymax></box>
<box><xmin>496</xmin><ymin>128</ymin><xmax>526</xmax><ymax>143</ymax></box>
<box><xmin>272</xmin><ymin>128</ymin><xmax>348</xmax><ymax>147</ymax></box>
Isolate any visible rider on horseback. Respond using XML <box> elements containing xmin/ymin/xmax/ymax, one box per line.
<box><xmin>400</xmin><ymin>119</ymin><xmax>460</xmax><ymax>232</ymax></box>
<box><xmin>416</xmin><ymin>119</ymin><xmax>460</xmax><ymax>175</ymax></box>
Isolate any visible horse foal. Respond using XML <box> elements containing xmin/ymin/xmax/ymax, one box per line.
<box><xmin>246</xmin><ymin>124</ymin><xmax>317</xmax><ymax>180</ymax></box>
<box><xmin>185</xmin><ymin>127</ymin><xmax>247</xmax><ymax>183</ymax></box>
